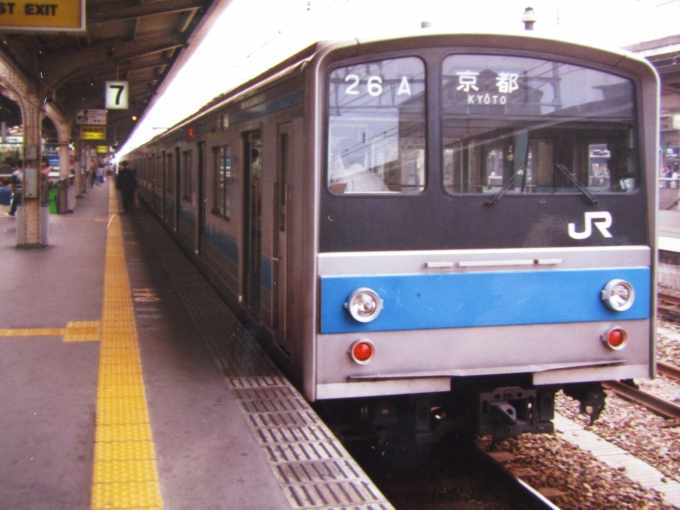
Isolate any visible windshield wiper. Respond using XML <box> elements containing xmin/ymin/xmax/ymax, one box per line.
<box><xmin>556</xmin><ymin>164</ymin><xmax>598</xmax><ymax>204</ymax></box>
<box><xmin>485</xmin><ymin>168</ymin><xmax>527</xmax><ymax>205</ymax></box>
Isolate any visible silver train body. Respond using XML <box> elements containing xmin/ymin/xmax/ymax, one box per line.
<box><xmin>128</xmin><ymin>32</ymin><xmax>658</xmax><ymax>439</ymax></box>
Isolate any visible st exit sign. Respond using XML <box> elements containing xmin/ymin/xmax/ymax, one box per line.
<box><xmin>0</xmin><ymin>0</ymin><xmax>85</xmax><ymax>32</ymax></box>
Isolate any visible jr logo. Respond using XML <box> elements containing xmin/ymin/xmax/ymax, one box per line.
<box><xmin>568</xmin><ymin>212</ymin><xmax>613</xmax><ymax>240</ymax></box>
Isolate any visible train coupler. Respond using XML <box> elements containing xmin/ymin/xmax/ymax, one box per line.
<box><xmin>478</xmin><ymin>386</ymin><xmax>555</xmax><ymax>438</ymax></box>
<box><xmin>489</xmin><ymin>401</ymin><xmax>519</xmax><ymax>425</ymax></box>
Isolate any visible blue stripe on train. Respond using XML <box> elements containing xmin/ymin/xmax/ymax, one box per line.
<box><xmin>179</xmin><ymin>208</ymin><xmax>196</xmax><ymax>230</ymax></box>
<box><xmin>261</xmin><ymin>257</ymin><xmax>273</xmax><ymax>292</ymax></box>
<box><xmin>205</xmin><ymin>224</ymin><xmax>239</xmax><ymax>265</ymax></box>
<box><xmin>320</xmin><ymin>267</ymin><xmax>651</xmax><ymax>334</ymax></box>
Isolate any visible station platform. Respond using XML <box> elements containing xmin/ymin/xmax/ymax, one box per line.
<box><xmin>0</xmin><ymin>181</ymin><xmax>391</xmax><ymax>510</ymax></box>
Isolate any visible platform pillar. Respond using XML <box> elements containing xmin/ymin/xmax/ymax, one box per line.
<box><xmin>74</xmin><ymin>138</ymin><xmax>84</xmax><ymax>196</ymax></box>
<box><xmin>17</xmin><ymin>94</ymin><xmax>48</xmax><ymax>247</ymax></box>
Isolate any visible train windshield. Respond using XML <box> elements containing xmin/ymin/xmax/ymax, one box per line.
<box><xmin>327</xmin><ymin>57</ymin><xmax>426</xmax><ymax>195</ymax></box>
<box><xmin>442</xmin><ymin>55</ymin><xmax>639</xmax><ymax>196</ymax></box>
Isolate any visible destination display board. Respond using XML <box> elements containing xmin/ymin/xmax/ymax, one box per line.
<box><xmin>80</xmin><ymin>126</ymin><xmax>106</xmax><ymax>141</ymax></box>
<box><xmin>0</xmin><ymin>0</ymin><xmax>85</xmax><ymax>32</ymax></box>
<box><xmin>442</xmin><ymin>54</ymin><xmax>635</xmax><ymax>119</ymax></box>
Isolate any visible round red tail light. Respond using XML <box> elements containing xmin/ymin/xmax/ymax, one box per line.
<box><xmin>602</xmin><ymin>327</ymin><xmax>628</xmax><ymax>350</ymax></box>
<box><xmin>350</xmin><ymin>339</ymin><xmax>375</xmax><ymax>364</ymax></box>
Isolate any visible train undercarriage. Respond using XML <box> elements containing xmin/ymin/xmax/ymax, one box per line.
<box><xmin>317</xmin><ymin>376</ymin><xmax>607</xmax><ymax>444</ymax></box>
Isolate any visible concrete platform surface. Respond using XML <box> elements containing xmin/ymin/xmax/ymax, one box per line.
<box><xmin>0</xmin><ymin>181</ymin><xmax>390</xmax><ymax>510</ymax></box>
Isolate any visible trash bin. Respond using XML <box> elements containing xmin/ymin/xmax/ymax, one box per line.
<box><xmin>48</xmin><ymin>187</ymin><xmax>58</xmax><ymax>214</ymax></box>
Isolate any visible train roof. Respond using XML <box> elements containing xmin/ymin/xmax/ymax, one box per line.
<box><xmin>138</xmin><ymin>30</ymin><xmax>657</xmax><ymax>151</ymax></box>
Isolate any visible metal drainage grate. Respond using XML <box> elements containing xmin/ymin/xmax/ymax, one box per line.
<box><xmin>137</xmin><ymin>215</ymin><xmax>394</xmax><ymax>510</ymax></box>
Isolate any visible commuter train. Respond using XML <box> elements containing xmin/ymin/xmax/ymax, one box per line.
<box><xmin>125</xmin><ymin>30</ymin><xmax>658</xmax><ymax>441</ymax></box>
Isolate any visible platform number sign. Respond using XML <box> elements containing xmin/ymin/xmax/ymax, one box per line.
<box><xmin>105</xmin><ymin>81</ymin><xmax>129</xmax><ymax>110</ymax></box>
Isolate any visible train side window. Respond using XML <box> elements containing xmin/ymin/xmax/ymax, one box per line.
<box><xmin>182</xmin><ymin>150</ymin><xmax>192</xmax><ymax>202</ymax></box>
<box><xmin>165</xmin><ymin>154</ymin><xmax>173</xmax><ymax>192</ymax></box>
<box><xmin>212</xmin><ymin>145</ymin><xmax>232</xmax><ymax>220</ymax></box>
<box><xmin>441</xmin><ymin>54</ymin><xmax>639</xmax><ymax>195</ymax></box>
<box><xmin>155</xmin><ymin>155</ymin><xmax>162</xmax><ymax>193</ymax></box>
<box><xmin>327</xmin><ymin>56</ymin><xmax>426</xmax><ymax>195</ymax></box>
<box><xmin>277</xmin><ymin>133</ymin><xmax>288</xmax><ymax>232</ymax></box>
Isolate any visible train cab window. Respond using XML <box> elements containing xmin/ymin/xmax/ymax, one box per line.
<box><xmin>212</xmin><ymin>145</ymin><xmax>232</xmax><ymax>220</ymax></box>
<box><xmin>441</xmin><ymin>55</ymin><xmax>639</xmax><ymax>196</ymax></box>
<box><xmin>327</xmin><ymin>57</ymin><xmax>426</xmax><ymax>195</ymax></box>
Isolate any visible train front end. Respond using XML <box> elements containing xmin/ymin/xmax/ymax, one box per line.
<box><xmin>309</xmin><ymin>33</ymin><xmax>658</xmax><ymax>440</ymax></box>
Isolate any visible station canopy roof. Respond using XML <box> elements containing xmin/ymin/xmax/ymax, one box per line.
<box><xmin>625</xmin><ymin>34</ymin><xmax>680</xmax><ymax>117</ymax></box>
<box><xmin>0</xmin><ymin>0</ymin><xmax>227</xmax><ymax>148</ymax></box>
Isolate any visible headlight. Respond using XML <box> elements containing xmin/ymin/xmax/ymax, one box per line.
<box><xmin>345</xmin><ymin>287</ymin><xmax>383</xmax><ymax>323</ymax></box>
<box><xmin>601</xmin><ymin>279</ymin><xmax>635</xmax><ymax>311</ymax></box>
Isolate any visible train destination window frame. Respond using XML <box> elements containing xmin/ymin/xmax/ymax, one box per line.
<box><xmin>440</xmin><ymin>54</ymin><xmax>640</xmax><ymax>198</ymax></box>
<box><xmin>326</xmin><ymin>56</ymin><xmax>427</xmax><ymax>196</ymax></box>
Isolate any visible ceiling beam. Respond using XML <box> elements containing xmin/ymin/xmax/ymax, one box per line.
<box><xmin>87</xmin><ymin>0</ymin><xmax>208</xmax><ymax>25</ymax></box>
<box><xmin>177</xmin><ymin>8</ymin><xmax>201</xmax><ymax>33</ymax></box>
<box><xmin>46</xmin><ymin>34</ymin><xmax>185</xmax><ymax>88</ymax></box>
<box><xmin>57</xmin><ymin>79</ymin><xmax>161</xmax><ymax>102</ymax></box>
<box><xmin>659</xmin><ymin>70</ymin><xmax>680</xmax><ymax>82</ymax></box>
<box><xmin>54</xmin><ymin>58</ymin><xmax>174</xmax><ymax>92</ymax></box>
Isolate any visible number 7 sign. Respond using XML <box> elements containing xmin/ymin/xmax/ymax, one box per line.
<box><xmin>105</xmin><ymin>81</ymin><xmax>129</xmax><ymax>109</ymax></box>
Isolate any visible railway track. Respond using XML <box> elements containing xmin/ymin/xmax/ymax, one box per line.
<box><xmin>603</xmin><ymin>359</ymin><xmax>680</xmax><ymax>421</ymax></box>
<box><xmin>608</xmin><ymin>291</ymin><xmax>680</xmax><ymax>419</ymax></box>
<box><xmin>658</xmin><ymin>360</ymin><xmax>680</xmax><ymax>380</ymax></box>
<box><xmin>603</xmin><ymin>380</ymin><xmax>680</xmax><ymax>421</ymax></box>
<box><xmin>346</xmin><ymin>437</ymin><xmax>562</xmax><ymax>509</ymax></box>
<box><xmin>658</xmin><ymin>290</ymin><xmax>680</xmax><ymax>320</ymax></box>
<box><xmin>475</xmin><ymin>443</ymin><xmax>562</xmax><ymax>510</ymax></box>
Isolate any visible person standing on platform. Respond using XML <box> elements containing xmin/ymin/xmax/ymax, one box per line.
<box><xmin>0</xmin><ymin>179</ymin><xmax>11</xmax><ymax>213</ymax></box>
<box><xmin>96</xmin><ymin>162</ymin><xmax>105</xmax><ymax>185</ymax></box>
<box><xmin>40</xmin><ymin>157</ymin><xmax>53</xmax><ymax>206</ymax></box>
<box><xmin>8</xmin><ymin>159</ymin><xmax>23</xmax><ymax>216</ymax></box>
<box><xmin>116</xmin><ymin>161</ymin><xmax>137</xmax><ymax>213</ymax></box>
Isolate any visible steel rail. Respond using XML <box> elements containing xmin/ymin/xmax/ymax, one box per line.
<box><xmin>603</xmin><ymin>380</ymin><xmax>680</xmax><ymax>420</ymax></box>
<box><xmin>657</xmin><ymin>292</ymin><xmax>680</xmax><ymax>320</ymax></box>
<box><xmin>658</xmin><ymin>361</ymin><xmax>680</xmax><ymax>381</ymax></box>
<box><xmin>658</xmin><ymin>291</ymin><xmax>680</xmax><ymax>307</ymax></box>
<box><xmin>472</xmin><ymin>443</ymin><xmax>563</xmax><ymax>510</ymax></box>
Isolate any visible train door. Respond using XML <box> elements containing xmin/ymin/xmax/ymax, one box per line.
<box><xmin>273</xmin><ymin>124</ymin><xmax>291</xmax><ymax>353</ymax></box>
<box><xmin>242</xmin><ymin>130</ymin><xmax>263</xmax><ymax>316</ymax></box>
<box><xmin>196</xmin><ymin>142</ymin><xmax>205</xmax><ymax>255</ymax></box>
<box><xmin>174</xmin><ymin>146</ymin><xmax>180</xmax><ymax>232</ymax></box>
<box><xmin>161</xmin><ymin>150</ymin><xmax>166</xmax><ymax>221</ymax></box>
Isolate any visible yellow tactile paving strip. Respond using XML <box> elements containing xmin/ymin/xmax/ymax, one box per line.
<box><xmin>50</xmin><ymin>217</ymin><xmax>109</xmax><ymax>222</ymax></box>
<box><xmin>65</xmin><ymin>321</ymin><xmax>101</xmax><ymax>342</ymax></box>
<box><xmin>91</xmin><ymin>190</ymin><xmax>163</xmax><ymax>510</ymax></box>
<box><xmin>0</xmin><ymin>328</ymin><xmax>66</xmax><ymax>337</ymax></box>
<box><xmin>0</xmin><ymin>321</ymin><xmax>100</xmax><ymax>342</ymax></box>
